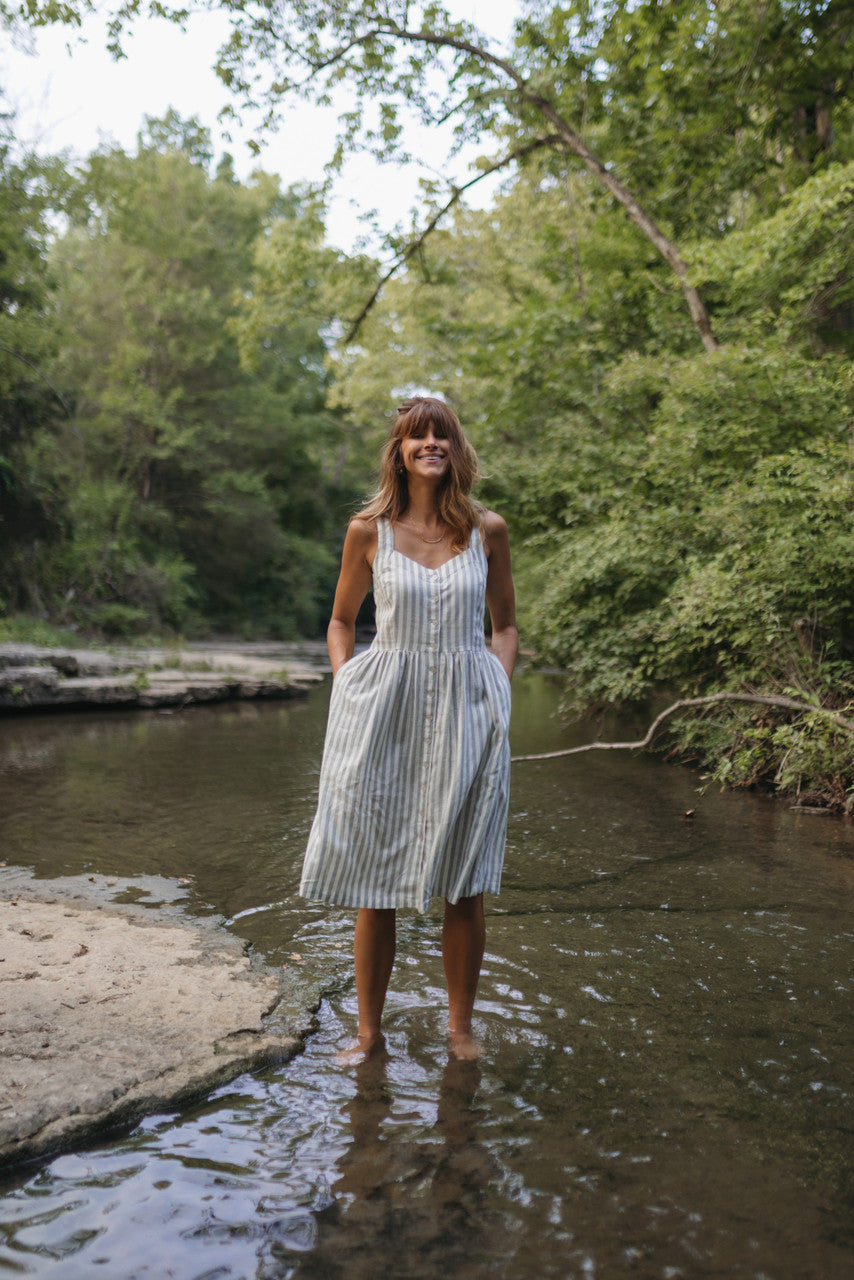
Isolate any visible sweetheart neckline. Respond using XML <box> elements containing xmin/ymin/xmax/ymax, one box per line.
<box><xmin>389</xmin><ymin>545</ymin><xmax>471</xmax><ymax>573</ymax></box>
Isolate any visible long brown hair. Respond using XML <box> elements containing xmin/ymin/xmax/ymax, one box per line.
<box><xmin>358</xmin><ymin>397</ymin><xmax>483</xmax><ymax>551</ymax></box>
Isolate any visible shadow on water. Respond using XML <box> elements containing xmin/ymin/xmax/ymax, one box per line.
<box><xmin>0</xmin><ymin>673</ymin><xmax>852</xmax><ymax>1278</ymax></box>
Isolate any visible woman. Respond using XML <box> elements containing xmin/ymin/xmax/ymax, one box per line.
<box><xmin>300</xmin><ymin>396</ymin><xmax>517</xmax><ymax>1063</ymax></box>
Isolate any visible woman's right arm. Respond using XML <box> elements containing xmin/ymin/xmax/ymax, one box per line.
<box><xmin>327</xmin><ymin>518</ymin><xmax>376</xmax><ymax>676</ymax></box>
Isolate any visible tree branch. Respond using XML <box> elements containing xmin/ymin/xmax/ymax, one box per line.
<box><xmin>0</xmin><ymin>342</ymin><xmax>74</xmax><ymax>420</ymax></box>
<box><xmin>297</xmin><ymin>29</ymin><xmax>389</xmax><ymax>83</ymax></box>
<box><xmin>510</xmin><ymin>692</ymin><xmax>854</xmax><ymax>763</ymax></box>
<box><xmin>342</xmin><ymin>133</ymin><xmax>559</xmax><ymax>344</ymax></box>
<box><xmin>379</xmin><ymin>20</ymin><xmax>529</xmax><ymax>90</ymax></box>
<box><xmin>378</xmin><ymin>21</ymin><xmax>719</xmax><ymax>352</ymax></box>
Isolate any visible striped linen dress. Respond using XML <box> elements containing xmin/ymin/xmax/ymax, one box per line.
<box><xmin>299</xmin><ymin>517</ymin><xmax>511</xmax><ymax>912</ymax></box>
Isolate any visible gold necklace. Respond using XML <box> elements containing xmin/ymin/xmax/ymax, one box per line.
<box><xmin>399</xmin><ymin>520</ymin><xmax>447</xmax><ymax>545</ymax></box>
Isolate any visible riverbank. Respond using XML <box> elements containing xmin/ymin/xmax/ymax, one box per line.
<box><xmin>0</xmin><ymin>641</ymin><xmax>330</xmax><ymax>714</ymax></box>
<box><xmin>0</xmin><ymin>868</ymin><xmax>313</xmax><ymax>1169</ymax></box>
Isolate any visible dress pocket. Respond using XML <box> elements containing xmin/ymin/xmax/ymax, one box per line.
<box><xmin>488</xmin><ymin>652</ymin><xmax>511</xmax><ymax>687</ymax></box>
<box><xmin>334</xmin><ymin>649</ymin><xmax>370</xmax><ymax>685</ymax></box>
<box><xmin>485</xmin><ymin>652</ymin><xmax>512</xmax><ymax>729</ymax></box>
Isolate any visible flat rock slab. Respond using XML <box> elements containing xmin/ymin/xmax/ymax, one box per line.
<box><xmin>0</xmin><ymin>642</ymin><xmax>329</xmax><ymax>713</ymax></box>
<box><xmin>0</xmin><ymin>869</ymin><xmax>307</xmax><ymax>1169</ymax></box>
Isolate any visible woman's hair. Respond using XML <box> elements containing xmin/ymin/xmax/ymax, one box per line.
<box><xmin>358</xmin><ymin>397</ymin><xmax>483</xmax><ymax>551</ymax></box>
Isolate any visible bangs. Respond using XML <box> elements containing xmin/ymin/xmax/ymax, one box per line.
<box><xmin>394</xmin><ymin>397</ymin><xmax>463</xmax><ymax>444</ymax></box>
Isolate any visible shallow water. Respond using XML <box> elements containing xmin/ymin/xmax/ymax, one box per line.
<box><xmin>0</xmin><ymin>674</ymin><xmax>852</xmax><ymax>1279</ymax></box>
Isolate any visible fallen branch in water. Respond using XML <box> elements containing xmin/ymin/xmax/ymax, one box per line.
<box><xmin>510</xmin><ymin>692</ymin><xmax>854</xmax><ymax>763</ymax></box>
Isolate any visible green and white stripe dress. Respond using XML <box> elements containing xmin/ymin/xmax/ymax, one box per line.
<box><xmin>300</xmin><ymin>517</ymin><xmax>511</xmax><ymax>912</ymax></box>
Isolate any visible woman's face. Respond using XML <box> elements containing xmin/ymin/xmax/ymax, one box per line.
<box><xmin>399</xmin><ymin>424</ymin><xmax>450</xmax><ymax>482</ymax></box>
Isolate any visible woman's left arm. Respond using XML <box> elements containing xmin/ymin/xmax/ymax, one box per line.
<box><xmin>484</xmin><ymin>511</ymin><xmax>518</xmax><ymax>682</ymax></box>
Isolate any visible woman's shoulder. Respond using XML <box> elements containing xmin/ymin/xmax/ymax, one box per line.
<box><xmin>345</xmin><ymin>515</ymin><xmax>380</xmax><ymax>558</ymax></box>
<box><xmin>480</xmin><ymin>508</ymin><xmax>508</xmax><ymax>535</ymax></box>
<box><xmin>480</xmin><ymin>508</ymin><xmax>509</xmax><ymax>540</ymax></box>
<box><xmin>347</xmin><ymin>515</ymin><xmax>379</xmax><ymax>537</ymax></box>
<box><xmin>479</xmin><ymin>508</ymin><xmax>510</xmax><ymax>559</ymax></box>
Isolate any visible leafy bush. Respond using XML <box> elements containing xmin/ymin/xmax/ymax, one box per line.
<box><xmin>671</xmin><ymin>696</ymin><xmax>854</xmax><ymax>814</ymax></box>
<box><xmin>0</xmin><ymin>613</ymin><xmax>82</xmax><ymax>647</ymax></box>
<box><xmin>529</xmin><ymin>345</ymin><xmax>854</xmax><ymax>711</ymax></box>
<box><xmin>95</xmin><ymin>603</ymin><xmax>151</xmax><ymax>638</ymax></box>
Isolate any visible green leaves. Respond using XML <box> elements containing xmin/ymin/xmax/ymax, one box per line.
<box><xmin>692</xmin><ymin>163</ymin><xmax>854</xmax><ymax>351</ymax></box>
<box><xmin>1</xmin><ymin>113</ymin><xmax>358</xmax><ymax>637</ymax></box>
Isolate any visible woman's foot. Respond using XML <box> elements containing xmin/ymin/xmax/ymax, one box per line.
<box><xmin>335</xmin><ymin>1030</ymin><xmax>384</xmax><ymax>1066</ymax></box>
<box><xmin>447</xmin><ymin>1028</ymin><xmax>484</xmax><ymax>1061</ymax></box>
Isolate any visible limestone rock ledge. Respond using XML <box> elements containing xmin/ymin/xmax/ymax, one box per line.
<box><xmin>0</xmin><ymin>869</ymin><xmax>308</xmax><ymax>1169</ymax></box>
<box><xmin>0</xmin><ymin>641</ymin><xmax>329</xmax><ymax>713</ymax></box>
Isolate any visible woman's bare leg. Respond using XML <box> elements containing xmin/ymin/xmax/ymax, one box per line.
<box><xmin>336</xmin><ymin>907</ymin><xmax>396</xmax><ymax>1065</ymax></box>
<box><xmin>442</xmin><ymin>894</ymin><xmax>485</xmax><ymax>1060</ymax></box>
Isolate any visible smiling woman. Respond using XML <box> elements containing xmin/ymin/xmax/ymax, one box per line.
<box><xmin>299</xmin><ymin>396</ymin><xmax>518</xmax><ymax>1065</ymax></box>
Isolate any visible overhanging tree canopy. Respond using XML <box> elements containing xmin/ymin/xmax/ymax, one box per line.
<box><xmin>10</xmin><ymin>2</ymin><xmax>853</xmax><ymax>350</ymax></box>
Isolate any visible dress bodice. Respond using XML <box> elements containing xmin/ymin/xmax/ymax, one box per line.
<box><xmin>371</xmin><ymin>519</ymin><xmax>488</xmax><ymax>654</ymax></box>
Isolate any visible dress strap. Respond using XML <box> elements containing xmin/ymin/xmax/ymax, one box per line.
<box><xmin>376</xmin><ymin>517</ymin><xmax>392</xmax><ymax>556</ymax></box>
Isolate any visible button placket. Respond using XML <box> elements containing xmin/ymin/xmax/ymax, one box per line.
<box><xmin>417</xmin><ymin>579</ymin><xmax>442</xmax><ymax>882</ymax></box>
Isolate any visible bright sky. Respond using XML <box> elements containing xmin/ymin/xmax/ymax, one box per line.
<box><xmin>2</xmin><ymin>2</ymin><xmax>522</xmax><ymax>251</ymax></box>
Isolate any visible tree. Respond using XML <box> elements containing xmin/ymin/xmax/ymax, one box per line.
<box><xmin>15</xmin><ymin>2</ymin><xmax>854</xmax><ymax>352</ymax></box>
<box><xmin>7</xmin><ymin>0</ymin><xmax>718</xmax><ymax>349</ymax></box>
<box><xmin>303</xmin><ymin>144</ymin><xmax>854</xmax><ymax>805</ymax></box>
<box><xmin>36</xmin><ymin>116</ymin><xmax>354</xmax><ymax>635</ymax></box>
<box><xmin>0</xmin><ymin>104</ymin><xmax>69</xmax><ymax>617</ymax></box>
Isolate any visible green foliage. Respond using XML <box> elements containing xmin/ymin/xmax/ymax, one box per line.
<box><xmin>671</xmin><ymin>698</ymin><xmax>854</xmax><ymax>814</ymax></box>
<box><xmin>522</xmin><ymin>1</ymin><xmax>854</xmax><ymax>237</ymax></box>
<box><xmin>2</xmin><ymin>111</ymin><xmax>360</xmax><ymax>639</ymax></box>
<box><xmin>0</xmin><ymin>613</ymin><xmax>82</xmax><ymax>647</ymax></box>
<box><xmin>308</xmin><ymin>11</ymin><xmax>854</xmax><ymax>805</ymax></box>
<box><xmin>0</xmin><ymin>109</ymin><xmax>69</xmax><ymax>604</ymax></box>
<box><xmin>693</xmin><ymin>163</ymin><xmax>854</xmax><ymax>351</ymax></box>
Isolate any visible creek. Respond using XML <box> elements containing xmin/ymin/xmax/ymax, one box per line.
<box><xmin>0</xmin><ymin>673</ymin><xmax>852</xmax><ymax>1279</ymax></box>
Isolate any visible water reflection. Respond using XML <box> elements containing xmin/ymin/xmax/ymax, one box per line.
<box><xmin>0</xmin><ymin>675</ymin><xmax>852</xmax><ymax>1278</ymax></box>
<box><xmin>268</xmin><ymin>1049</ymin><xmax>507</xmax><ymax>1280</ymax></box>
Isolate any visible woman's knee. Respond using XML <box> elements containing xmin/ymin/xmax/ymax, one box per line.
<box><xmin>444</xmin><ymin>893</ymin><xmax>483</xmax><ymax>922</ymax></box>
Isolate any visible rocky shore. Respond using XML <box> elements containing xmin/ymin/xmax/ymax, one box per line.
<box><xmin>0</xmin><ymin>868</ymin><xmax>312</xmax><ymax>1169</ymax></box>
<box><xmin>0</xmin><ymin>640</ymin><xmax>330</xmax><ymax>713</ymax></box>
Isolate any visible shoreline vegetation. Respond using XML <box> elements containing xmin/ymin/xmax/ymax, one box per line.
<box><xmin>2</xmin><ymin>6</ymin><xmax>853</xmax><ymax>819</ymax></box>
